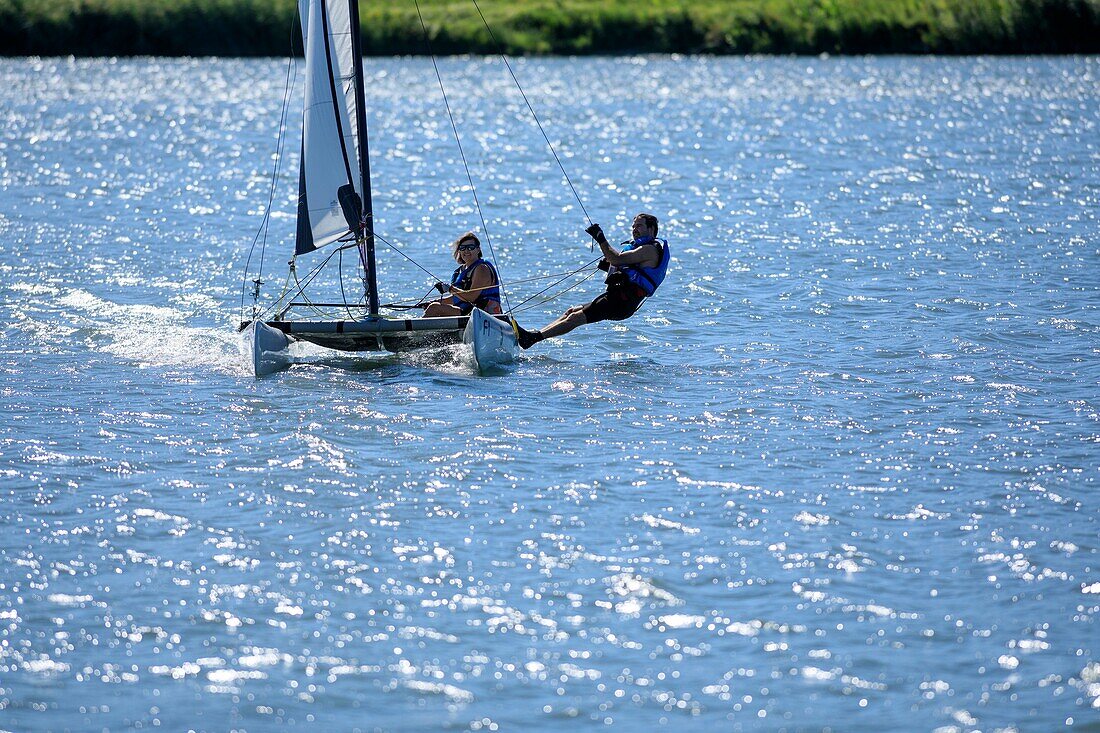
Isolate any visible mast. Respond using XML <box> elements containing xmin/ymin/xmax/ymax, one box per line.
<box><xmin>347</xmin><ymin>0</ymin><xmax>379</xmax><ymax>315</ymax></box>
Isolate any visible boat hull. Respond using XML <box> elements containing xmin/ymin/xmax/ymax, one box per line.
<box><xmin>246</xmin><ymin>319</ymin><xmax>292</xmax><ymax>377</ymax></box>
<box><xmin>463</xmin><ymin>308</ymin><xmax>517</xmax><ymax>371</ymax></box>
<box><xmin>245</xmin><ymin>312</ymin><xmax>514</xmax><ymax>375</ymax></box>
<box><xmin>266</xmin><ymin>315</ymin><xmax>467</xmax><ymax>353</ymax></box>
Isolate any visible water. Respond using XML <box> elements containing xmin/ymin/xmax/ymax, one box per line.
<box><xmin>1</xmin><ymin>55</ymin><xmax>1097</xmax><ymax>731</ymax></box>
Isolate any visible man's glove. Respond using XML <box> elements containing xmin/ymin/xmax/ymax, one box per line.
<box><xmin>597</xmin><ymin>259</ymin><xmax>610</xmax><ymax>272</ymax></box>
<box><xmin>434</xmin><ymin>281</ymin><xmax>448</xmax><ymax>294</ymax></box>
<box><xmin>585</xmin><ymin>223</ymin><xmax>608</xmax><ymax>247</ymax></box>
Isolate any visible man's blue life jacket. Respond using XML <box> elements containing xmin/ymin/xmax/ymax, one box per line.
<box><xmin>608</xmin><ymin>236</ymin><xmax>669</xmax><ymax>297</ymax></box>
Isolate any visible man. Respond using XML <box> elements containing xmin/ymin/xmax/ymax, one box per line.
<box><xmin>513</xmin><ymin>212</ymin><xmax>669</xmax><ymax>349</ymax></box>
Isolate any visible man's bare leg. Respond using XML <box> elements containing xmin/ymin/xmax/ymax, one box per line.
<box><xmin>540</xmin><ymin>307</ymin><xmax>587</xmax><ymax>339</ymax></box>
<box><xmin>539</xmin><ymin>304</ymin><xmax>581</xmax><ymax>331</ymax></box>
<box><xmin>514</xmin><ymin>305</ymin><xmax>587</xmax><ymax>349</ymax></box>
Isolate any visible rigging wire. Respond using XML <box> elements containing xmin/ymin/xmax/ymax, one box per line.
<box><xmin>255</xmin><ymin>244</ymin><xmax>353</xmax><ymax>323</ymax></box>
<box><xmin>508</xmin><ymin>255</ymin><xmax>603</xmax><ymax>313</ymax></box>
<box><xmin>337</xmin><ymin>247</ymin><xmax>360</xmax><ymax>320</ymax></box>
<box><xmin>279</xmin><ymin>237</ymin><xmax>448</xmax><ymax>321</ymax></box>
<box><xmin>511</xmin><ymin>270</ymin><xmax>600</xmax><ymax>314</ymax></box>
<box><xmin>257</xmin><ymin>51</ymin><xmax>297</xmax><ymax>302</ymax></box>
<box><xmin>368</xmin><ymin>226</ymin><xmax>446</xmax><ymax>283</ymax></box>
<box><xmin>239</xmin><ymin>17</ymin><xmax>299</xmax><ymax>323</ymax></box>
<box><xmin>468</xmin><ymin>0</ymin><xmax>592</xmax><ymax>226</ymax></box>
<box><xmin>413</xmin><ymin>0</ymin><xmax>513</xmax><ymax>314</ymax></box>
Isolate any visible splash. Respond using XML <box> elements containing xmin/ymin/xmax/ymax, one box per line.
<box><xmin>52</xmin><ymin>289</ymin><xmax>247</xmax><ymax>375</ymax></box>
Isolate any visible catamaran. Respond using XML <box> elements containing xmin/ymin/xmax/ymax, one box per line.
<box><xmin>240</xmin><ymin>0</ymin><xmax>521</xmax><ymax>377</ymax></box>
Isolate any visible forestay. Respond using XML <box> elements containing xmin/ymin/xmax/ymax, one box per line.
<box><xmin>296</xmin><ymin>0</ymin><xmax>364</xmax><ymax>255</ymax></box>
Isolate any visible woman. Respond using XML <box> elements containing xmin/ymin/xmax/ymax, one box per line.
<box><xmin>423</xmin><ymin>232</ymin><xmax>502</xmax><ymax>316</ymax></box>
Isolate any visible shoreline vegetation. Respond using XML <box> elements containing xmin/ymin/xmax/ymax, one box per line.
<box><xmin>2</xmin><ymin>0</ymin><xmax>1099</xmax><ymax>57</ymax></box>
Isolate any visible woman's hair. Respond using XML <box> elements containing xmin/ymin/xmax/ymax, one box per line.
<box><xmin>451</xmin><ymin>231</ymin><xmax>481</xmax><ymax>261</ymax></box>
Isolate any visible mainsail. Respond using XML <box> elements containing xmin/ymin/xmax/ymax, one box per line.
<box><xmin>295</xmin><ymin>0</ymin><xmax>366</xmax><ymax>255</ymax></box>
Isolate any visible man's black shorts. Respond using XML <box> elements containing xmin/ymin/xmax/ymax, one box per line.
<box><xmin>582</xmin><ymin>285</ymin><xmax>646</xmax><ymax>323</ymax></box>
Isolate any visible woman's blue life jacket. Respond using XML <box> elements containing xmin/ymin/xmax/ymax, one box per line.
<box><xmin>606</xmin><ymin>236</ymin><xmax>670</xmax><ymax>297</ymax></box>
<box><xmin>450</xmin><ymin>258</ymin><xmax>502</xmax><ymax>314</ymax></box>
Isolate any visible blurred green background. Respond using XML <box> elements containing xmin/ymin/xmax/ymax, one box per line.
<box><xmin>2</xmin><ymin>0</ymin><xmax>1098</xmax><ymax>56</ymax></box>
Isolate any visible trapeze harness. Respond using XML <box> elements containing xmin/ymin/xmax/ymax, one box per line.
<box><xmin>450</xmin><ymin>258</ymin><xmax>502</xmax><ymax>315</ymax></box>
<box><xmin>606</xmin><ymin>236</ymin><xmax>671</xmax><ymax>299</ymax></box>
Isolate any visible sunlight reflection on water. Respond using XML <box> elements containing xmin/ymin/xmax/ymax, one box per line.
<box><xmin>0</xmin><ymin>55</ymin><xmax>1097</xmax><ymax>731</ymax></box>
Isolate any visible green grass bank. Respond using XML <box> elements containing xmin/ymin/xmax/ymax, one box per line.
<box><xmin>2</xmin><ymin>0</ymin><xmax>1098</xmax><ymax>56</ymax></box>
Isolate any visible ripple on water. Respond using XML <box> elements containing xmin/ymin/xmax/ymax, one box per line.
<box><xmin>0</xmin><ymin>55</ymin><xmax>1097</xmax><ymax>731</ymax></box>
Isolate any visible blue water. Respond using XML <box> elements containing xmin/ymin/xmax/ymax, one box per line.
<box><xmin>1</xmin><ymin>55</ymin><xmax>1098</xmax><ymax>731</ymax></box>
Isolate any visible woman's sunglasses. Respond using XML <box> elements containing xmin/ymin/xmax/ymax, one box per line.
<box><xmin>457</xmin><ymin>242</ymin><xmax>479</xmax><ymax>251</ymax></box>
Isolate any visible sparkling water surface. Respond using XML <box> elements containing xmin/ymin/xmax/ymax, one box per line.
<box><xmin>1</xmin><ymin>56</ymin><xmax>1098</xmax><ymax>731</ymax></box>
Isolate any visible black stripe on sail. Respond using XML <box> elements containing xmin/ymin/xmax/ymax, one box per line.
<box><xmin>319</xmin><ymin>0</ymin><xmax>356</xmax><ymax>192</ymax></box>
<box><xmin>295</xmin><ymin>140</ymin><xmax>316</xmax><ymax>255</ymax></box>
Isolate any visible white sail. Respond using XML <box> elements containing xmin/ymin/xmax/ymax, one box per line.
<box><xmin>296</xmin><ymin>0</ymin><xmax>364</xmax><ymax>254</ymax></box>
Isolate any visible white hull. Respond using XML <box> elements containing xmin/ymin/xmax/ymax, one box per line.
<box><xmin>243</xmin><ymin>312</ymin><xmax>514</xmax><ymax>376</ymax></box>
<box><xmin>245</xmin><ymin>320</ymin><xmax>292</xmax><ymax>377</ymax></box>
<box><xmin>463</xmin><ymin>308</ymin><xmax>517</xmax><ymax>372</ymax></box>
